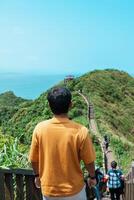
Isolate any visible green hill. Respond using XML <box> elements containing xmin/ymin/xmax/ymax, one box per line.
<box><xmin>74</xmin><ymin>69</ymin><xmax>134</xmax><ymax>142</ymax></box>
<box><xmin>0</xmin><ymin>91</ymin><xmax>31</xmax><ymax>127</ymax></box>
<box><xmin>68</xmin><ymin>69</ymin><xmax>134</xmax><ymax>170</ymax></box>
<box><xmin>0</xmin><ymin>69</ymin><xmax>134</xmax><ymax>170</ymax></box>
<box><xmin>0</xmin><ymin>91</ymin><xmax>26</xmax><ymax>107</ymax></box>
<box><xmin>0</xmin><ymin>91</ymin><xmax>31</xmax><ymax>168</ymax></box>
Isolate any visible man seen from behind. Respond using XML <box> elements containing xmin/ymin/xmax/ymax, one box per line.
<box><xmin>29</xmin><ymin>87</ymin><xmax>96</xmax><ymax>200</ymax></box>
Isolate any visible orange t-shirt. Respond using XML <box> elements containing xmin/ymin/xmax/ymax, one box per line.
<box><xmin>29</xmin><ymin>117</ymin><xmax>96</xmax><ymax>197</ymax></box>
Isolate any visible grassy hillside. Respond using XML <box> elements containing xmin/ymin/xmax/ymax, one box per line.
<box><xmin>70</xmin><ymin>69</ymin><xmax>134</xmax><ymax>170</ymax></box>
<box><xmin>0</xmin><ymin>91</ymin><xmax>26</xmax><ymax>107</ymax></box>
<box><xmin>73</xmin><ymin>69</ymin><xmax>134</xmax><ymax>142</ymax></box>
<box><xmin>0</xmin><ymin>92</ymin><xmax>30</xmax><ymax>168</ymax></box>
<box><xmin>0</xmin><ymin>91</ymin><xmax>30</xmax><ymax>127</ymax></box>
<box><xmin>0</xmin><ymin>69</ymin><xmax>134</xmax><ymax>170</ymax></box>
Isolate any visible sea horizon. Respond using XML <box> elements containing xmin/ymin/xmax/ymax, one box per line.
<box><xmin>0</xmin><ymin>73</ymin><xmax>81</xmax><ymax>99</ymax></box>
<box><xmin>0</xmin><ymin>70</ymin><xmax>133</xmax><ymax>100</ymax></box>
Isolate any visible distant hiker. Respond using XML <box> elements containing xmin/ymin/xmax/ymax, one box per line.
<box><xmin>84</xmin><ymin>167</ymin><xmax>103</xmax><ymax>200</ymax></box>
<box><xmin>103</xmin><ymin>135</ymin><xmax>110</xmax><ymax>151</ymax></box>
<box><xmin>29</xmin><ymin>87</ymin><xmax>96</xmax><ymax>200</ymax></box>
<box><xmin>94</xmin><ymin>168</ymin><xmax>107</xmax><ymax>200</ymax></box>
<box><xmin>107</xmin><ymin>161</ymin><xmax>124</xmax><ymax>200</ymax></box>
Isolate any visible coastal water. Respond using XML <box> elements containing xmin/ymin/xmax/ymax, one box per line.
<box><xmin>0</xmin><ymin>73</ymin><xmax>68</xmax><ymax>99</ymax></box>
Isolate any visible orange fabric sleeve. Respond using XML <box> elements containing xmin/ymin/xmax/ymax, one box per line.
<box><xmin>79</xmin><ymin>128</ymin><xmax>96</xmax><ymax>164</ymax></box>
<box><xmin>28</xmin><ymin>128</ymin><xmax>39</xmax><ymax>162</ymax></box>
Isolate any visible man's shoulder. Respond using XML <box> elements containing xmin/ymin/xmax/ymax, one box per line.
<box><xmin>70</xmin><ymin>120</ymin><xmax>88</xmax><ymax>132</ymax></box>
<box><xmin>70</xmin><ymin>121</ymin><xmax>89</xmax><ymax>140</ymax></box>
<box><xmin>35</xmin><ymin>119</ymin><xmax>52</xmax><ymax>130</ymax></box>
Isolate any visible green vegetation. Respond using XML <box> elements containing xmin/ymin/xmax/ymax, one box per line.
<box><xmin>0</xmin><ymin>133</ymin><xmax>29</xmax><ymax>168</ymax></box>
<box><xmin>110</xmin><ymin>136</ymin><xmax>134</xmax><ymax>173</ymax></box>
<box><xmin>0</xmin><ymin>91</ymin><xmax>30</xmax><ymax>126</ymax></box>
<box><xmin>0</xmin><ymin>69</ymin><xmax>134</xmax><ymax>171</ymax></box>
<box><xmin>0</xmin><ymin>91</ymin><xmax>26</xmax><ymax>107</ymax></box>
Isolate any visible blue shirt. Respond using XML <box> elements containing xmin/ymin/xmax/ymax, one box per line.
<box><xmin>108</xmin><ymin>169</ymin><xmax>122</xmax><ymax>189</ymax></box>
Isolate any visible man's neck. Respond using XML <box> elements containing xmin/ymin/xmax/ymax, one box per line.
<box><xmin>54</xmin><ymin>114</ymin><xmax>68</xmax><ymax>118</ymax></box>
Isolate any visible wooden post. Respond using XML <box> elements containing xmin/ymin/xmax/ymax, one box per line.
<box><xmin>132</xmin><ymin>161</ymin><xmax>134</xmax><ymax>181</ymax></box>
<box><xmin>0</xmin><ymin>172</ymin><xmax>5</xmax><ymax>200</ymax></box>
<box><xmin>5</xmin><ymin>173</ymin><xmax>14</xmax><ymax>200</ymax></box>
<box><xmin>25</xmin><ymin>175</ymin><xmax>35</xmax><ymax>200</ymax></box>
<box><xmin>130</xmin><ymin>183</ymin><xmax>134</xmax><ymax>200</ymax></box>
<box><xmin>25</xmin><ymin>175</ymin><xmax>42</xmax><ymax>200</ymax></box>
<box><xmin>0</xmin><ymin>168</ymin><xmax>42</xmax><ymax>200</ymax></box>
<box><xmin>16</xmin><ymin>174</ymin><xmax>24</xmax><ymax>200</ymax></box>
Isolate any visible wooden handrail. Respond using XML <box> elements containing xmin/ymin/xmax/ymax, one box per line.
<box><xmin>124</xmin><ymin>162</ymin><xmax>134</xmax><ymax>200</ymax></box>
<box><xmin>0</xmin><ymin>168</ymin><xmax>42</xmax><ymax>200</ymax></box>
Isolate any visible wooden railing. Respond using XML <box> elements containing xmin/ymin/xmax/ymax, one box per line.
<box><xmin>0</xmin><ymin>164</ymin><xmax>134</xmax><ymax>200</ymax></box>
<box><xmin>0</xmin><ymin>168</ymin><xmax>42</xmax><ymax>200</ymax></box>
<box><xmin>124</xmin><ymin>162</ymin><xmax>134</xmax><ymax>200</ymax></box>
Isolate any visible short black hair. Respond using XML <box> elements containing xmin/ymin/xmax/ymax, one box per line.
<box><xmin>111</xmin><ymin>161</ymin><xmax>117</xmax><ymax>168</ymax></box>
<box><xmin>47</xmin><ymin>87</ymin><xmax>72</xmax><ymax>115</ymax></box>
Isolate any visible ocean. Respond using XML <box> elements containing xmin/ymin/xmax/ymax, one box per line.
<box><xmin>0</xmin><ymin>73</ymin><xmax>69</xmax><ymax>99</ymax></box>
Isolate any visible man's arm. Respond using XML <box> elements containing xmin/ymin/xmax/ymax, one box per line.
<box><xmin>85</xmin><ymin>161</ymin><xmax>96</xmax><ymax>186</ymax></box>
<box><xmin>79</xmin><ymin>129</ymin><xmax>96</xmax><ymax>185</ymax></box>
<box><xmin>85</xmin><ymin>161</ymin><xmax>95</xmax><ymax>178</ymax></box>
<box><xmin>31</xmin><ymin>161</ymin><xmax>41</xmax><ymax>188</ymax></box>
<box><xmin>31</xmin><ymin>161</ymin><xmax>39</xmax><ymax>175</ymax></box>
<box><xmin>29</xmin><ymin>127</ymin><xmax>40</xmax><ymax>188</ymax></box>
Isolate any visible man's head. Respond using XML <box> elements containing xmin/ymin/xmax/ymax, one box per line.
<box><xmin>111</xmin><ymin>161</ymin><xmax>117</xmax><ymax>169</ymax></box>
<box><xmin>47</xmin><ymin>87</ymin><xmax>72</xmax><ymax>115</ymax></box>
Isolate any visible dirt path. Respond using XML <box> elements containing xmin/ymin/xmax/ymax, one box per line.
<box><xmin>90</xmin><ymin>119</ymin><xmax>115</xmax><ymax>200</ymax></box>
<box><xmin>101</xmin><ymin>147</ymin><xmax>115</xmax><ymax>200</ymax></box>
<box><xmin>105</xmin><ymin>147</ymin><xmax>115</xmax><ymax>171</ymax></box>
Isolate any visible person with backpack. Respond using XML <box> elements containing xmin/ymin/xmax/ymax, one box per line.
<box><xmin>107</xmin><ymin>161</ymin><xmax>124</xmax><ymax>200</ymax></box>
<box><xmin>94</xmin><ymin>168</ymin><xmax>104</xmax><ymax>199</ymax></box>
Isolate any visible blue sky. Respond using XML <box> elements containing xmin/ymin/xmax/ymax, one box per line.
<box><xmin>0</xmin><ymin>0</ymin><xmax>134</xmax><ymax>75</ymax></box>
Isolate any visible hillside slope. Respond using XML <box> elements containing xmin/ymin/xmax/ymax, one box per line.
<box><xmin>73</xmin><ymin>69</ymin><xmax>134</xmax><ymax>142</ymax></box>
<box><xmin>0</xmin><ymin>91</ymin><xmax>26</xmax><ymax>107</ymax></box>
<box><xmin>69</xmin><ymin>69</ymin><xmax>134</xmax><ymax>170</ymax></box>
<box><xmin>0</xmin><ymin>91</ymin><xmax>30</xmax><ymax>127</ymax></box>
<box><xmin>0</xmin><ymin>69</ymin><xmax>134</xmax><ymax>169</ymax></box>
<box><xmin>2</xmin><ymin>69</ymin><xmax>134</xmax><ymax>142</ymax></box>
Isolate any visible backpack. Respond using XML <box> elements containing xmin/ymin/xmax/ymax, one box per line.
<box><xmin>119</xmin><ymin>179</ymin><xmax>125</xmax><ymax>194</ymax></box>
<box><xmin>114</xmin><ymin>170</ymin><xmax>124</xmax><ymax>194</ymax></box>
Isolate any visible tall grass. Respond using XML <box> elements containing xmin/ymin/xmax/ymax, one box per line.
<box><xmin>0</xmin><ymin>137</ymin><xmax>29</xmax><ymax>169</ymax></box>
